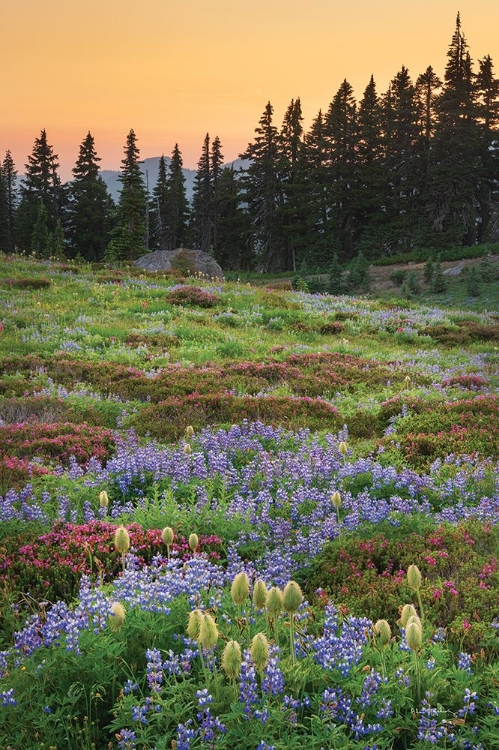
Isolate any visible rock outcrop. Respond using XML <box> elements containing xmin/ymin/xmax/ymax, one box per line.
<box><xmin>134</xmin><ymin>248</ymin><xmax>224</xmax><ymax>280</ymax></box>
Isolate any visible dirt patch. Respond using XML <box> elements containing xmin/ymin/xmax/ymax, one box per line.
<box><xmin>368</xmin><ymin>258</ymin><xmax>486</xmax><ymax>293</ymax></box>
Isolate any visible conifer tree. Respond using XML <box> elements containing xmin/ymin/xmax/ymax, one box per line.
<box><xmin>106</xmin><ymin>129</ymin><xmax>147</xmax><ymax>261</ymax></box>
<box><xmin>380</xmin><ymin>66</ymin><xmax>423</xmax><ymax>251</ymax></box>
<box><xmin>149</xmin><ymin>155</ymin><xmax>169</xmax><ymax>251</ymax></box>
<box><xmin>66</xmin><ymin>132</ymin><xmax>114</xmax><ymax>261</ymax></box>
<box><xmin>165</xmin><ymin>144</ymin><xmax>189</xmax><ymax>251</ymax></box>
<box><xmin>475</xmin><ymin>55</ymin><xmax>499</xmax><ymax>241</ymax></box>
<box><xmin>189</xmin><ymin>134</ymin><xmax>212</xmax><ymax>253</ymax></box>
<box><xmin>355</xmin><ymin>76</ymin><xmax>385</xmax><ymax>255</ymax></box>
<box><xmin>0</xmin><ymin>164</ymin><xmax>9</xmax><ymax>252</ymax></box>
<box><xmin>301</xmin><ymin>110</ymin><xmax>330</xmax><ymax>267</ymax></box>
<box><xmin>327</xmin><ymin>253</ymin><xmax>344</xmax><ymax>295</ymax></box>
<box><xmin>1</xmin><ymin>151</ymin><xmax>17</xmax><ymax>252</ymax></box>
<box><xmin>324</xmin><ymin>80</ymin><xmax>358</xmax><ymax>258</ymax></box>
<box><xmin>210</xmin><ymin>135</ymin><xmax>224</xmax><ymax>256</ymax></box>
<box><xmin>425</xmin><ymin>14</ymin><xmax>481</xmax><ymax>246</ymax></box>
<box><xmin>278</xmin><ymin>98</ymin><xmax>306</xmax><ymax>270</ymax></box>
<box><xmin>31</xmin><ymin>199</ymin><xmax>50</xmax><ymax>257</ymax></box>
<box><xmin>240</xmin><ymin>102</ymin><xmax>285</xmax><ymax>271</ymax></box>
<box><xmin>17</xmin><ymin>130</ymin><xmax>61</xmax><ymax>254</ymax></box>
<box><xmin>213</xmin><ymin>167</ymin><xmax>251</xmax><ymax>269</ymax></box>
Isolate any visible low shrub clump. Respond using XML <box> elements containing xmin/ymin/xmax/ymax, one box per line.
<box><xmin>303</xmin><ymin>519</ymin><xmax>499</xmax><ymax>649</ymax></box>
<box><xmin>129</xmin><ymin>393</ymin><xmax>341</xmax><ymax>440</ymax></box>
<box><xmin>0</xmin><ymin>422</ymin><xmax>116</xmax><ymax>467</ymax></box>
<box><xmin>167</xmin><ymin>285</ymin><xmax>221</xmax><ymax>307</ymax></box>
<box><xmin>380</xmin><ymin>394</ymin><xmax>499</xmax><ymax>469</ymax></box>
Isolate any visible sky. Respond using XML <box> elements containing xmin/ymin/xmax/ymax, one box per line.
<box><xmin>2</xmin><ymin>0</ymin><xmax>499</xmax><ymax>182</ymax></box>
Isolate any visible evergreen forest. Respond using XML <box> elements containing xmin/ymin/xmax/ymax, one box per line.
<box><xmin>1</xmin><ymin>14</ymin><xmax>498</xmax><ymax>272</ymax></box>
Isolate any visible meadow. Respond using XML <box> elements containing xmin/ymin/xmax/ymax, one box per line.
<box><xmin>0</xmin><ymin>254</ymin><xmax>498</xmax><ymax>750</ymax></box>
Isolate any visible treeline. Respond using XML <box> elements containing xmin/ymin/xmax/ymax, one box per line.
<box><xmin>0</xmin><ymin>14</ymin><xmax>498</xmax><ymax>272</ymax></box>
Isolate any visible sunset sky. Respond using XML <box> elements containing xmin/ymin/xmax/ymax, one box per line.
<box><xmin>2</xmin><ymin>0</ymin><xmax>499</xmax><ymax>182</ymax></box>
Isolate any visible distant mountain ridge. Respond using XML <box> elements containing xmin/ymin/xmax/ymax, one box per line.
<box><xmin>100</xmin><ymin>157</ymin><xmax>245</xmax><ymax>203</ymax></box>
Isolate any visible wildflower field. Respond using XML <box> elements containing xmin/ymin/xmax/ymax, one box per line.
<box><xmin>0</xmin><ymin>254</ymin><xmax>498</xmax><ymax>749</ymax></box>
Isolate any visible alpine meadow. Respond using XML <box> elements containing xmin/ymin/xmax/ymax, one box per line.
<box><xmin>0</xmin><ymin>12</ymin><xmax>498</xmax><ymax>750</ymax></box>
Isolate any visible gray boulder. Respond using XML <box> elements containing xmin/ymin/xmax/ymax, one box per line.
<box><xmin>134</xmin><ymin>247</ymin><xmax>224</xmax><ymax>280</ymax></box>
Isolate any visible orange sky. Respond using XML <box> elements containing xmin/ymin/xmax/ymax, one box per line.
<box><xmin>2</xmin><ymin>0</ymin><xmax>498</xmax><ymax>181</ymax></box>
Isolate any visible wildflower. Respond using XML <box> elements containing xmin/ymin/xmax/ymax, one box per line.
<box><xmin>108</xmin><ymin>601</ymin><xmax>126</xmax><ymax>632</ymax></box>
<box><xmin>252</xmin><ymin>579</ymin><xmax>268</xmax><ymax>610</ymax></box>
<box><xmin>183</xmin><ymin>443</ymin><xmax>192</xmax><ymax>455</ymax></box>
<box><xmin>188</xmin><ymin>533</ymin><xmax>199</xmax><ymax>553</ymax></box>
<box><xmin>222</xmin><ymin>640</ymin><xmax>242</xmax><ymax>679</ymax></box>
<box><xmin>331</xmin><ymin>491</ymin><xmax>342</xmax><ymax>509</ymax></box>
<box><xmin>251</xmin><ymin>633</ymin><xmax>270</xmax><ymax>673</ymax></box>
<box><xmin>161</xmin><ymin>526</ymin><xmax>174</xmax><ymax>547</ymax></box>
<box><xmin>231</xmin><ymin>571</ymin><xmax>250</xmax><ymax>605</ymax></box>
<box><xmin>185</xmin><ymin>425</ymin><xmax>195</xmax><ymax>438</ymax></box>
<box><xmin>398</xmin><ymin>603</ymin><xmax>418</xmax><ymax>627</ymax></box>
<box><xmin>282</xmin><ymin>581</ymin><xmax>303</xmax><ymax>614</ymax></box>
<box><xmin>99</xmin><ymin>490</ymin><xmax>109</xmax><ymax>508</ymax></box>
<box><xmin>199</xmin><ymin>613</ymin><xmax>218</xmax><ymax>649</ymax></box>
<box><xmin>266</xmin><ymin>587</ymin><xmax>283</xmax><ymax>617</ymax></box>
<box><xmin>114</xmin><ymin>526</ymin><xmax>130</xmax><ymax>554</ymax></box>
<box><xmin>406</xmin><ymin>617</ymin><xmax>423</xmax><ymax>652</ymax></box>
<box><xmin>407</xmin><ymin>564</ymin><xmax>422</xmax><ymax>591</ymax></box>
<box><xmin>187</xmin><ymin>609</ymin><xmax>204</xmax><ymax>643</ymax></box>
<box><xmin>339</xmin><ymin>441</ymin><xmax>348</xmax><ymax>455</ymax></box>
<box><xmin>373</xmin><ymin>619</ymin><xmax>391</xmax><ymax>646</ymax></box>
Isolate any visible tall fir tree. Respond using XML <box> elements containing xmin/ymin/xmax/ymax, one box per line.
<box><xmin>189</xmin><ymin>134</ymin><xmax>212</xmax><ymax>253</ymax></box>
<box><xmin>165</xmin><ymin>144</ymin><xmax>189</xmax><ymax>251</ymax></box>
<box><xmin>1</xmin><ymin>151</ymin><xmax>18</xmax><ymax>253</ymax></box>
<box><xmin>66</xmin><ymin>132</ymin><xmax>114</xmax><ymax>261</ymax></box>
<box><xmin>353</xmin><ymin>76</ymin><xmax>385</xmax><ymax>255</ymax></box>
<box><xmin>149</xmin><ymin>155</ymin><xmax>169</xmax><ymax>251</ymax></box>
<box><xmin>0</xmin><ymin>164</ymin><xmax>9</xmax><ymax>252</ymax></box>
<box><xmin>210</xmin><ymin>135</ymin><xmax>224</xmax><ymax>256</ymax></box>
<box><xmin>380</xmin><ymin>66</ymin><xmax>423</xmax><ymax>251</ymax></box>
<box><xmin>301</xmin><ymin>110</ymin><xmax>331</xmax><ymax>266</ymax></box>
<box><xmin>324</xmin><ymin>80</ymin><xmax>358</xmax><ymax>258</ymax></box>
<box><xmin>106</xmin><ymin>129</ymin><xmax>147</xmax><ymax>261</ymax></box>
<box><xmin>240</xmin><ymin>101</ymin><xmax>285</xmax><ymax>271</ymax></box>
<box><xmin>475</xmin><ymin>55</ymin><xmax>499</xmax><ymax>241</ymax></box>
<box><xmin>425</xmin><ymin>13</ymin><xmax>481</xmax><ymax>246</ymax></box>
<box><xmin>213</xmin><ymin>167</ymin><xmax>252</xmax><ymax>269</ymax></box>
<box><xmin>278</xmin><ymin>98</ymin><xmax>306</xmax><ymax>270</ymax></box>
<box><xmin>17</xmin><ymin>130</ymin><xmax>61</xmax><ymax>254</ymax></box>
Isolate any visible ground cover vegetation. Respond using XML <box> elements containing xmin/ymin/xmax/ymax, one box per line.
<box><xmin>1</xmin><ymin>14</ymin><xmax>499</xmax><ymax>275</ymax></box>
<box><xmin>0</xmin><ymin>251</ymin><xmax>497</xmax><ymax>749</ymax></box>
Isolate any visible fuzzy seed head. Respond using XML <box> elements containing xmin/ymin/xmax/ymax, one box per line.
<box><xmin>231</xmin><ymin>571</ymin><xmax>250</xmax><ymax>605</ymax></box>
<box><xmin>188</xmin><ymin>533</ymin><xmax>199</xmax><ymax>552</ymax></box>
<box><xmin>185</xmin><ymin>425</ymin><xmax>195</xmax><ymax>438</ymax></box>
<box><xmin>222</xmin><ymin>640</ymin><xmax>242</xmax><ymax>679</ymax></box>
<box><xmin>114</xmin><ymin>526</ymin><xmax>130</xmax><ymax>554</ymax></box>
<box><xmin>266</xmin><ymin>586</ymin><xmax>283</xmax><ymax>617</ymax></box>
<box><xmin>199</xmin><ymin>613</ymin><xmax>218</xmax><ymax>649</ymax></box>
<box><xmin>99</xmin><ymin>490</ymin><xmax>109</xmax><ymax>508</ymax></box>
<box><xmin>374</xmin><ymin>619</ymin><xmax>391</xmax><ymax>646</ymax></box>
<box><xmin>108</xmin><ymin>601</ymin><xmax>126</xmax><ymax>632</ymax></box>
<box><xmin>406</xmin><ymin>618</ymin><xmax>423</xmax><ymax>652</ymax></box>
<box><xmin>252</xmin><ymin>579</ymin><xmax>268</xmax><ymax>610</ymax></box>
<box><xmin>331</xmin><ymin>491</ymin><xmax>342</xmax><ymax>509</ymax></box>
<box><xmin>161</xmin><ymin>526</ymin><xmax>174</xmax><ymax>547</ymax></box>
<box><xmin>183</xmin><ymin>443</ymin><xmax>192</xmax><ymax>455</ymax></box>
<box><xmin>339</xmin><ymin>441</ymin><xmax>348</xmax><ymax>455</ymax></box>
<box><xmin>399</xmin><ymin>603</ymin><xmax>418</xmax><ymax>628</ymax></box>
<box><xmin>282</xmin><ymin>581</ymin><xmax>304</xmax><ymax>614</ymax></box>
<box><xmin>407</xmin><ymin>564</ymin><xmax>422</xmax><ymax>591</ymax></box>
<box><xmin>251</xmin><ymin>633</ymin><xmax>269</xmax><ymax>672</ymax></box>
<box><xmin>186</xmin><ymin>609</ymin><xmax>204</xmax><ymax>642</ymax></box>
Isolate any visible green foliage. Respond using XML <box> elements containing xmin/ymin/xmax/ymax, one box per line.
<box><xmin>305</xmin><ymin>519</ymin><xmax>499</xmax><ymax>648</ymax></box>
